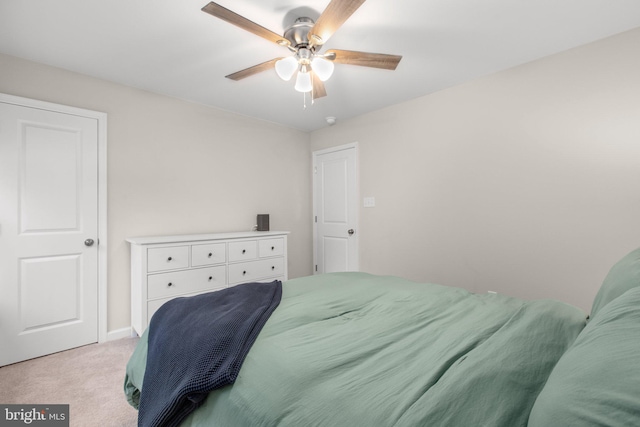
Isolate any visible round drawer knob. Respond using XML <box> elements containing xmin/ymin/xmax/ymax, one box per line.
<box><xmin>208</xmin><ymin>253</ymin><xmax>212</xmax><ymax>257</ymax></box>
<box><xmin>208</xmin><ymin>276</ymin><xmax>213</xmax><ymax>281</ymax></box>
<box><xmin>242</xmin><ymin>249</ymin><xmax>246</xmax><ymax>254</ymax></box>
<box><xmin>271</xmin><ymin>246</ymin><xmax>275</xmax><ymax>250</ymax></box>
<box><xmin>167</xmin><ymin>282</ymin><xmax>173</xmax><ymax>287</ymax></box>
<box><xmin>271</xmin><ymin>266</ymin><xmax>275</xmax><ymax>270</ymax></box>
<box><xmin>167</xmin><ymin>257</ymin><xmax>172</xmax><ymax>261</ymax></box>
<box><xmin>243</xmin><ymin>271</ymin><xmax>247</xmax><ymax>275</ymax></box>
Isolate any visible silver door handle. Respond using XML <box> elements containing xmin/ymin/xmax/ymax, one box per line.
<box><xmin>347</xmin><ymin>229</ymin><xmax>355</xmax><ymax>236</ymax></box>
<box><xmin>84</xmin><ymin>239</ymin><xmax>95</xmax><ymax>246</ymax></box>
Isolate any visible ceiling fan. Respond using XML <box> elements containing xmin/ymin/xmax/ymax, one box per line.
<box><xmin>201</xmin><ymin>0</ymin><xmax>402</xmax><ymax>101</ymax></box>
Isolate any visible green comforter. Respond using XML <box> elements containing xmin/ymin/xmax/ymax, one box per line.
<box><xmin>125</xmin><ymin>272</ymin><xmax>586</xmax><ymax>426</ymax></box>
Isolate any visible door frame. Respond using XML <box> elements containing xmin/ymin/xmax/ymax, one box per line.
<box><xmin>0</xmin><ymin>93</ymin><xmax>108</xmax><ymax>343</ymax></box>
<box><xmin>312</xmin><ymin>142</ymin><xmax>359</xmax><ymax>274</ymax></box>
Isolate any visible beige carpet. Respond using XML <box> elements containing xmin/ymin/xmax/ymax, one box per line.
<box><xmin>0</xmin><ymin>337</ymin><xmax>139</xmax><ymax>427</ymax></box>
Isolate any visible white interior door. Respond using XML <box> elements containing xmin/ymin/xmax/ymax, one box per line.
<box><xmin>313</xmin><ymin>143</ymin><xmax>359</xmax><ymax>274</ymax></box>
<box><xmin>0</xmin><ymin>100</ymin><xmax>100</xmax><ymax>366</ymax></box>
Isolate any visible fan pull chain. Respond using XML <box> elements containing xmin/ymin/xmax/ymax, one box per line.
<box><xmin>302</xmin><ymin>73</ymin><xmax>315</xmax><ymax>110</ymax></box>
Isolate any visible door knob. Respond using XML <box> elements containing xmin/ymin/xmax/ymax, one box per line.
<box><xmin>347</xmin><ymin>229</ymin><xmax>355</xmax><ymax>236</ymax></box>
<box><xmin>84</xmin><ymin>239</ymin><xmax>95</xmax><ymax>246</ymax></box>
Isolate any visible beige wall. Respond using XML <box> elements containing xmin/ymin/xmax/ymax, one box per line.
<box><xmin>0</xmin><ymin>53</ymin><xmax>313</xmax><ymax>333</ymax></box>
<box><xmin>310</xmin><ymin>28</ymin><xmax>640</xmax><ymax>312</ymax></box>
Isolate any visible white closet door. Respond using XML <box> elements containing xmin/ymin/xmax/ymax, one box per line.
<box><xmin>0</xmin><ymin>101</ymin><xmax>99</xmax><ymax>366</ymax></box>
<box><xmin>313</xmin><ymin>143</ymin><xmax>359</xmax><ymax>274</ymax></box>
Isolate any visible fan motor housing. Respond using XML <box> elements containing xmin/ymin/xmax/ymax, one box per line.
<box><xmin>283</xmin><ymin>17</ymin><xmax>315</xmax><ymax>49</ymax></box>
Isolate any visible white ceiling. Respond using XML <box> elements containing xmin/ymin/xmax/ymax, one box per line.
<box><xmin>1</xmin><ymin>0</ymin><xmax>640</xmax><ymax>132</ymax></box>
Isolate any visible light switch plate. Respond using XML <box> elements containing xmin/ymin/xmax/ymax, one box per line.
<box><xmin>363</xmin><ymin>197</ymin><xmax>376</xmax><ymax>208</ymax></box>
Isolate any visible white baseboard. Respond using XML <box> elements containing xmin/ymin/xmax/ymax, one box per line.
<box><xmin>106</xmin><ymin>327</ymin><xmax>135</xmax><ymax>341</ymax></box>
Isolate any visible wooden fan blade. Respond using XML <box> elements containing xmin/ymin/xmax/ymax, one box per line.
<box><xmin>325</xmin><ymin>49</ymin><xmax>402</xmax><ymax>70</ymax></box>
<box><xmin>312</xmin><ymin>73</ymin><xmax>327</xmax><ymax>99</ymax></box>
<box><xmin>202</xmin><ymin>2</ymin><xmax>290</xmax><ymax>47</ymax></box>
<box><xmin>308</xmin><ymin>0</ymin><xmax>367</xmax><ymax>47</ymax></box>
<box><xmin>225</xmin><ymin>58</ymin><xmax>282</xmax><ymax>81</ymax></box>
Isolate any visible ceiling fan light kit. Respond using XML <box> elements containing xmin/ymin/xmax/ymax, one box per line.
<box><xmin>201</xmin><ymin>0</ymin><xmax>402</xmax><ymax>103</ymax></box>
<box><xmin>310</xmin><ymin>56</ymin><xmax>334</xmax><ymax>81</ymax></box>
<box><xmin>275</xmin><ymin>46</ymin><xmax>335</xmax><ymax>87</ymax></box>
<box><xmin>274</xmin><ymin>56</ymin><xmax>298</xmax><ymax>81</ymax></box>
<box><xmin>294</xmin><ymin>66</ymin><xmax>313</xmax><ymax>93</ymax></box>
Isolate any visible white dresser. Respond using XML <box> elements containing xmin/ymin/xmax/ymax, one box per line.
<box><xmin>127</xmin><ymin>231</ymin><xmax>289</xmax><ymax>336</ymax></box>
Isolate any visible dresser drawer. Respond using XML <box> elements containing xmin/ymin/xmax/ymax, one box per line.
<box><xmin>258</xmin><ymin>238</ymin><xmax>284</xmax><ymax>258</ymax></box>
<box><xmin>147</xmin><ymin>246</ymin><xmax>189</xmax><ymax>272</ymax></box>
<box><xmin>228</xmin><ymin>258</ymin><xmax>284</xmax><ymax>284</ymax></box>
<box><xmin>147</xmin><ymin>297</ymin><xmax>172</xmax><ymax>325</ymax></box>
<box><xmin>147</xmin><ymin>265</ymin><xmax>226</xmax><ymax>299</ymax></box>
<box><xmin>147</xmin><ymin>289</ymin><xmax>216</xmax><ymax>325</ymax></box>
<box><xmin>228</xmin><ymin>240</ymin><xmax>258</xmax><ymax>262</ymax></box>
<box><xmin>192</xmin><ymin>243</ymin><xmax>226</xmax><ymax>266</ymax></box>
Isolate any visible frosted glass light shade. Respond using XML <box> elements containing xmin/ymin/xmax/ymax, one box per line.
<box><xmin>275</xmin><ymin>56</ymin><xmax>298</xmax><ymax>81</ymax></box>
<box><xmin>311</xmin><ymin>57</ymin><xmax>334</xmax><ymax>81</ymax></box>
<box><xmin>294</xmin><ymin>70</ymin><xmax>312</xmax><ymax>93</ymax></box>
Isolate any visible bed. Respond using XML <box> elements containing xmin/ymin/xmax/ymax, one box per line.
<box><xmin>125</xmin><ymin>247</ymin><xmax>640</xmax><ymax>427</ymax></box>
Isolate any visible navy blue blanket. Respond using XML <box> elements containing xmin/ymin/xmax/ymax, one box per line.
<box><xmin>137</xmin><ymin>280</ymin><xmax>282</xmax><ymax>427</ymax></box>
